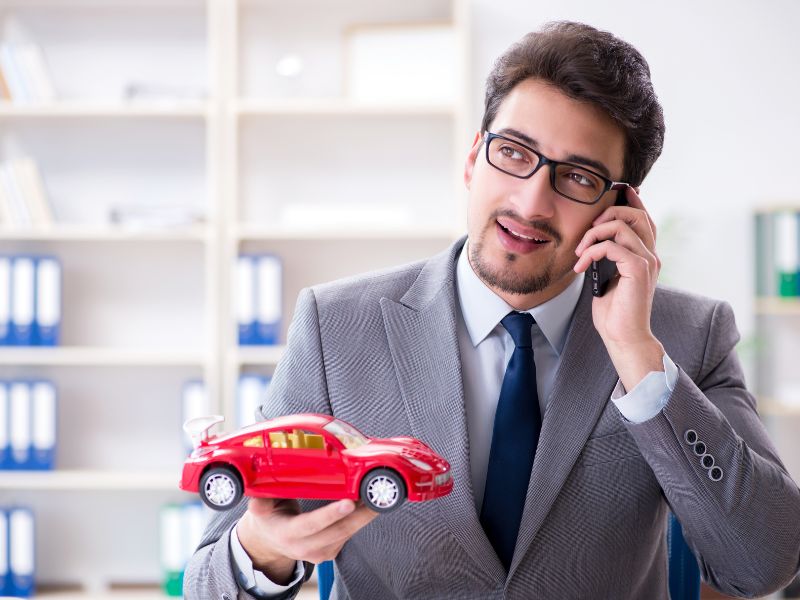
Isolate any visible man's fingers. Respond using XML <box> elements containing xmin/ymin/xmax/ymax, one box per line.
<box><xmin>288</xmin><ymin>499</ymin><xmax>357</xmax><ymax>538</ymax></box>
<box><xmin>576</xmin><ymin>220</ymin><xmax>651</xmax><ymax>259</ymax></box>
<box><xmin>281</xmin><ymin>502</ymin><xmax>378</xmax><ymax>563</ymax></box>
<box><xmin>594</xmin><ymin>188</ymin><xmax>657</xmax><ymax>247</ymax></box>
<box><xmin>248</xmin><ymin>497</ymin><xmax>300</xmax><ymax>519</ymax></box>
<box><xmin>300</xmin><ymin>504</ymin><xmax>379</xmax><ymax>548</ymax></box>
<box><xmin>623</xmin><ymin>186</ymin><xmax>658</xmax><ymax>242</ymax></box>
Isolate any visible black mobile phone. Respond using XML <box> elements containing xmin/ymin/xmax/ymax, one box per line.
<box><xmin>590</xmin><ymin>188</ymin><xmax>629</xmax><ymax>297</ymax></box>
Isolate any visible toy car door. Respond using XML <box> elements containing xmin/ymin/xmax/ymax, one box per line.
<box><xmin>268</xmin><ymin>427</ymin><xmax>348</xmax><ymax>498</ymax></box>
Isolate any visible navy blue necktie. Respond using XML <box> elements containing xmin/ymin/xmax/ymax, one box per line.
<box><xmin>480</xmin><ymin>311</ymin><xmax>541</xmax><ymax>570</ymax></box>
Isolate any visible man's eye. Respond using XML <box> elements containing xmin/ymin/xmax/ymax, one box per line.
<box><xmin>567</xmin><ymin>172</ymin><xmax>595</xmax><ymax>187</ymax></box>
<box><xmin>500</xmin><ymin>145</ymin><xmax>524</xmax><ymax>160</ymax></box>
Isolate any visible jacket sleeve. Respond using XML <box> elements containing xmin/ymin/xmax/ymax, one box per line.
<box><xmin>183</xmin><ymin>288</ymin><xmax>330</xmax><ymax>599</ymax></box>
<box><xmin>625</xmin><ymin>300</ymin><xmax>800</xmax><ymax>598</ymax></box>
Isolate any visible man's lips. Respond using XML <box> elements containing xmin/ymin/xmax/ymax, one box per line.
<box><xmin>495</xmin><ymin>218</ymin><xmax>553</xmax><ymax>243</ymax></box>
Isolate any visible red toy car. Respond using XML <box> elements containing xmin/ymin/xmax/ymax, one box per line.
<box><xmin>179</xmin><ymin>413</ymin><xmax>453</xmax><ymax>512</ymax></box>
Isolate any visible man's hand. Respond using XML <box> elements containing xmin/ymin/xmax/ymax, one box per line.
<box><xmin>236</xmin><ymin>497</ymin><xmax>379</xmax><ymax>585</ymax></box>
<box><xmin>572</xmin><ymin>186</ymin><xmax>666</xmax><ymax>391</ymax></box>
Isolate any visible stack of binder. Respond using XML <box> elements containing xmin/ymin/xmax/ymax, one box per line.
<box><xmin>237</xmin><ymin>374</ymin><xmax>271</xmax><ymax>428</ymax></box>
<box><xmin>0</xmin><ymin>255</ymin><xmax>62</xmax><ymax>346</ymax></box>
<box><xmin>0</xmin><ymin>380</ymin><xmax>57</xmax><ymax>470</ymax></box>
<box><xmin>0</xmin><ymin>507</ymin><xmax>36</xmax><ymax>597</ymax></box>
<box><xmin>755</xmin><ymin>210</ymin><xmax>800</xmax><ymax>297</ymax></box>
<box><xmin>236</xmin><ymin>254</ymin><xmax>282</xmax><ymax>345</ymax></box>
<box><xmin>160</xmin><ymin>502</ymin><xmax>206</xmax><ymax>597</ymax></box>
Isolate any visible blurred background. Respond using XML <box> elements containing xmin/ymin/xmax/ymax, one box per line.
<box><xmin>0</xmin><ymin>0</ymin><xmax>798</xmax><ymax>598</ymax></box>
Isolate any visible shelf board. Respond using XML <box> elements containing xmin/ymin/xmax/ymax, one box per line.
<box><xmin>0</xmin><ymin>347</ymin><xmax>208</xmax><ymax>367</ymax></box>
<box><xmin>0</xmin><ymin>102</ymin><xmax>209</xmax><ymax>119</ymax></box>
<box><xmin>759</xmin><ymin>398</ymin><xmax>800</xmax><ymax>417</ymax></box>
<box><xmin>0</xmin><ymin>225</ymin><xmax>211</xmax><ymax>242</ymax></box>
<box><xmin>235</xmin><ymin>224</ymin><xmax>459</xmax><ymax>242</ymax></box>
<box><xmin>233</xmin><ymin>345</ymin><xmax>286</xmax><ymax>366</ymax></box>
<box><xmin>235</xmin><ymin>97</ymin><xmax>456</xmax><ymax>117</ymax></box>
<box><xmin>0</xmin><ymin>469</ymin><xmax>180</xmax><ymax>491</ymax></box>
<box><xmin>35</xmin><ymin>590</ymin><xmax>169</xmax><ymax>600</ymax></box>
<box><xmin>755</xmin><ymin>297</ymin><xmax>800</xmax><ymax>315</ymax></box>
<box><xmin>33</xmin><ymin>582</ymin><xmax>321</xmax><ymax>600</ymax></box>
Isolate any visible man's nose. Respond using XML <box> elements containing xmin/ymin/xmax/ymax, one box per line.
<box><xmin>508</xmin><ymin>165</ymin><xmax>557</xmax><ymax>221</ymax></box>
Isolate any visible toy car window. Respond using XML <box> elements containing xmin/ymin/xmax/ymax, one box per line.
<box><xmin>243</xmin><ymin>435</ymin><xmax>264</xmax><ymax>448</ymax></box>
<box><xmin>269</xmin><ymin>431</ymin><xmax>290</xmax><ymax>448</ymax></box>
<box><xmin>323</xmin><ymin>419</ymin><xmax>369</xmax><ymax>449</ymax></box>
<box><xmin>268</xmin><ymin>429</ymin><xmax>326</xmax><ymax>450</ymax></box>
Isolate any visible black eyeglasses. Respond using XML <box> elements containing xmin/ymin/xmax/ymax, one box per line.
<box><xmin>483</xmin><ymin>132</ymin><xmax>629</xmax><ymax>205</ymax></box>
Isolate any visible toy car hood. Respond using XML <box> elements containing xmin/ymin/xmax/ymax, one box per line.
<box><xmin>346</xmin><ymin>438</ymin><xmax>449</xmax><ymax>468</ymax></box>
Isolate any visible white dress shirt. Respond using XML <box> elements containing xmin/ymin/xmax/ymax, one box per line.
<box><xmin>454</xmin><ymin>241</ymin><xmax>677</xmax><ymax>510</ymax></box>
<box><xmin>233</xmin><ymin>240</ymin><xmax>678</xmax><ymax>596</ymax></box>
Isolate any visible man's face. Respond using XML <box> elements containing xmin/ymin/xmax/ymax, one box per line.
<box><xmin>464</xmin><ymin>78</ymin><xmax>627</xmax><ymax>306</ymax></box>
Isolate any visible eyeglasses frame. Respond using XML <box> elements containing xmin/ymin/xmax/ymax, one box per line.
<box><xmin>482</xmin><ymin>131</ymin><xmax>630</xmax><ymax>205</ymax></box>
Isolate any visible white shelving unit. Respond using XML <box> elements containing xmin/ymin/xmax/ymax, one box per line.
<box><xmin>0</xmin><ymin>0</ymin><xmax>470</xmax><ymax>595</ymax></box>
<box><xmin>753</xmin><ymin>209</ymin><xmax>800</xmax><ymax>499</ymax></box>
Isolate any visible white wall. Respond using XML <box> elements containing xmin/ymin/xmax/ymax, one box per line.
<box><xmin>468</xmin><ymin>0</ymin><xmax>800</xmax><ymax>346</ymax></box>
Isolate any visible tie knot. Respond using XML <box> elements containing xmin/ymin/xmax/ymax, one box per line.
<box><xmin>501</xmin><ymin>311</ymin><xmax>535</xmax><ymax>348</ymax></box>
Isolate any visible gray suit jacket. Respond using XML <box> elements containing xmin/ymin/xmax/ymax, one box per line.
<box><xmin>185</xmin><ymin>237</ymin><xmax>800</xmax><ymax>600</ymax></box>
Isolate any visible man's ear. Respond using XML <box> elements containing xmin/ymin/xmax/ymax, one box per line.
<box><xmin>463</xmin><ymin>131</ymin><xmax>483</xmax><ymax>190</ymax></box>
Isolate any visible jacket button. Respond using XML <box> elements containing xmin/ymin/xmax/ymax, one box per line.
<box><xmin>709</xmin><ymin>466</ymin><xmax>723</xmax><ymax>481</ymax></box>
<box><xmin>221</xmin><ymin>594</ymin><xmax>232</xmax><ymax>600</ymax></box>
<box><xmin>693</xmin><ymin>441</ymin><xmax>706</xmax><ymax>456</ymax></box>
<box><xmin>684</xmin><ymin>429</ymin><xmax>698</xmax><ymax>445</ymax></box>
<box><xmin>701</xmin><ymin>454</ymin><xmax>715</xmax><ymax>469</ymax></box>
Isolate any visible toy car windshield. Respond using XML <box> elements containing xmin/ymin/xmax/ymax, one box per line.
<box><xmin>323</xmin><ymin>418</ymin><xmax>368</xmax><ymax>449</ymax></box>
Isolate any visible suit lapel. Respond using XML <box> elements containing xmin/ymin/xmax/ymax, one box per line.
<box><xmin>380</xmin><ymin>238</ymin><xmax>506</xmax><ymax>584</ymax></box>
<box><xmin>509</xmin><ymin>275</ymin><xmax>618</xmax><ymax>577</ymax></box>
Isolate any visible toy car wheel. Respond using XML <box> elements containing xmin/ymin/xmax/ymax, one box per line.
<box><xmin>360</xmin><ymin>468</ymin><xmax>406</xmax><ymax>512</ymax></box>
<box><xmin>199</xmin><ymin>466</ymin><xmax>243</xmax><ymax>510</ymax></box>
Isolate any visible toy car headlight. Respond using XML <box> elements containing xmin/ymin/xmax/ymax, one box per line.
<box><xmin>435</xmin><ymin>472</ymin><xmax>451</xmax><ymax>485</ymax></box>
<box><xmin>406</xmin><ymin>457</ymin><xmax>433</xmax><ymax>471</ymax></box>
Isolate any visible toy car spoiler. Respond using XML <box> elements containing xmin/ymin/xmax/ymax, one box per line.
<box><xmin>183</xmin><ymin>415</ymin><xmax>225</xmax><ymax>449</ymax></box>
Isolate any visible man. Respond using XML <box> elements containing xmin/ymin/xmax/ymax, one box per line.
<box><xmin>186</xmin><ymin>21</ymin><xmax>800</xmax><ymax>599</ymax></box>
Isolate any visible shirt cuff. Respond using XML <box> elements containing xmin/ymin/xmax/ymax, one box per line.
<box><xmin>611</xmin><ymin>353</ymin><xmax>678</xmax><ymax>423</ymax></box>
<box><xmin>230</xmin><ymin>523</ymin><xmax>305</xmax><ymax>597</ymax></box>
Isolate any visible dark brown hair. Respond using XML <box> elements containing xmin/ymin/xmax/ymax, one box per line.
<box><xmin>481</xmin><ymin>21</ymin><xmax>665</xmax><ymax>186</ymax></box>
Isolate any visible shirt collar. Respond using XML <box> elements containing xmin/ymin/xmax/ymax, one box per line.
<box><xmin>455</xmin><ymin>240</ymin><xmax>584</xmax><ymax>355</ymax></box>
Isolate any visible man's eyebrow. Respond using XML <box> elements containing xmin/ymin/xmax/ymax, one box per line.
<box><xmin>495</xmin><ymin>127</ymin><xmax>613</xmax><ymax>179</ymax></box>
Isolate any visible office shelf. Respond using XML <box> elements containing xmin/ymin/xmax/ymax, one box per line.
<box><xmin>759</xmin><ymin>397</ymin><xmax>800</xmax><ymax>417</ymax></box>
<box><xmin>231</xmin><ymin>345</ymin><xmax>286</xmax><ymax>366</ymax></box>
<box><xmin>0</xmin><ymin>347</ymin><xmax>208</xmax><ymax>366</ymax></box>
<box><xmin>0</xmin><ymin>0</ymin><xmax>469</xmax><ymax>588</ymax></box>
<box><xmin>0</xmin><ymin>225</ymin><xmax>210</xmax><ymax>242</ymax></box>
<box><xmin>0</xmin><ymin>470</ymin><xmax>179</xmax><ymax>491</ymax></box>
<box><xmin>755</xmin><ymin>297</ymin><xmax>800</xmax><ymax>316</ymax></box>
<box><xmin>0</xmin><ymin>102</ymin><xmax>209</xmax><ymax>119</ymax></box>
<box><xmin>235</xmin><ymin>97</ymin><xmax>456</xmax><ymax>117</ymax></box>
<box><xmin>234</xmin><ymin>224</ymin><xmax>459</xmax><ymax>242</ymax></box>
